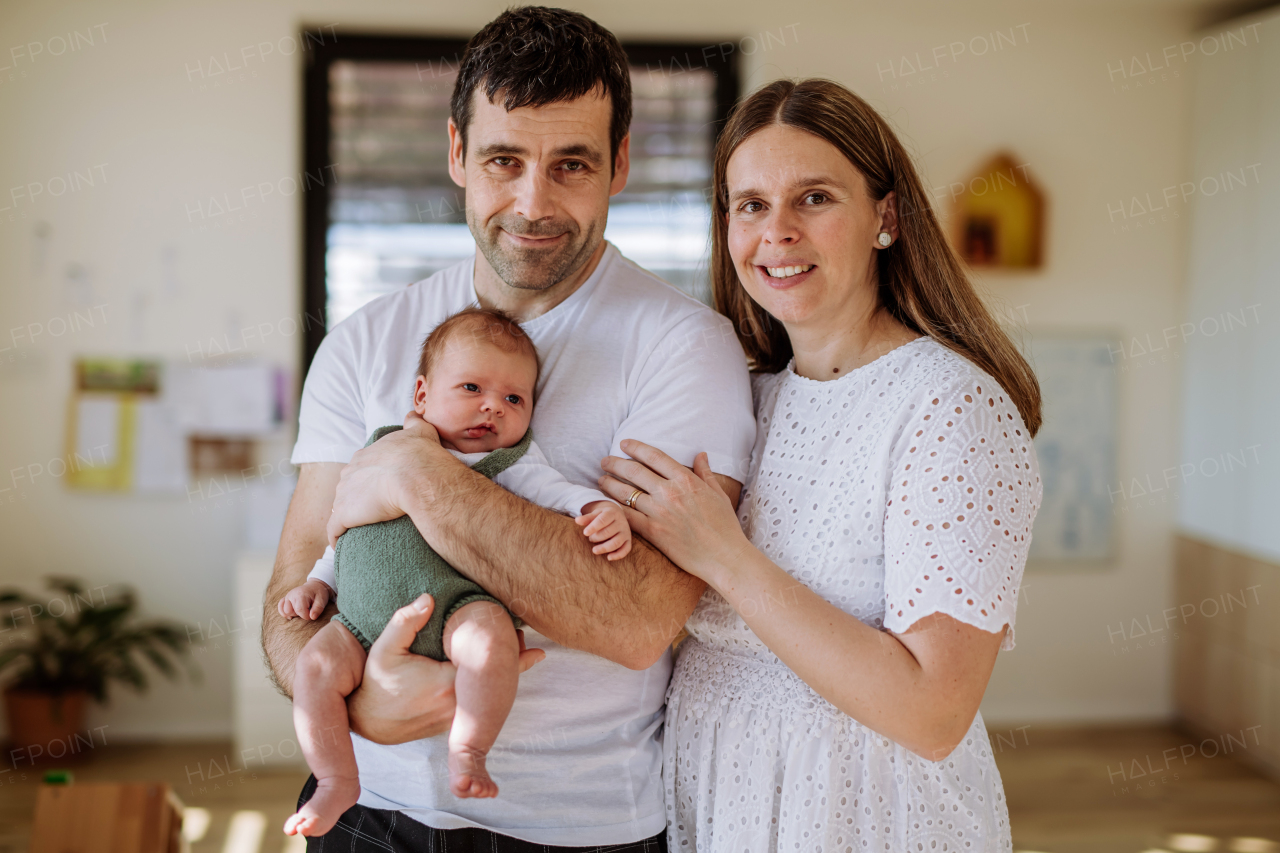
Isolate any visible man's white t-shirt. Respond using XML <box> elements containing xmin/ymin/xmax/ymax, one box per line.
<box><xmin>291</xmin><ymin>242</ymin><xmax>756</xmax><ymax>845</ymax></box>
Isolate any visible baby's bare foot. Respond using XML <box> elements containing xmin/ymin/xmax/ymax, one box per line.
<box><xmin>283</xmin><ymin>776</ymin><xmax>360</xmax><ymax>836</ymax></box>
<box><xmin>448</xmin><ymin>745</ymin><xmax>498</xmax><ymax>798</ymax></box>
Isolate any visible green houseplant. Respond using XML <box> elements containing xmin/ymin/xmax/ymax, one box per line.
<box><xmin>0</xmin><ymin>576</ymin><xmax>199</xmax><ymax>754</ymax></box>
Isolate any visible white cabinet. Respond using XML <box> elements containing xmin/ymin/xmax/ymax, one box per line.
<box><xmin>232</xmin><ymin>551</ymin><xmax>305</xmax><ymax>768</ymax></box>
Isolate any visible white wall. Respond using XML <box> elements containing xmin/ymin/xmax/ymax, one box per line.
<box><xmin>0</xmin><ymin>0</ymin><xmax>1208</xmax><ymax>737</ymax></box>
<box><xmin>1177</xmin><ymin>7</ymin><xmax>1280</xmax><ymax>562</ymax></box>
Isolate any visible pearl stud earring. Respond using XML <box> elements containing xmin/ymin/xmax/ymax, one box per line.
<box><xmin>877</xmin><ymin>232</ymin><xmax>892</xmax><ymax>247</ymax></box>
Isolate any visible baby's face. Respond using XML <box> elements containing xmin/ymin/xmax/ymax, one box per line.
<box><xmin>414</xmin><ymin>337</ymin><xmax>537</xmax><ymax>454</ymax></box>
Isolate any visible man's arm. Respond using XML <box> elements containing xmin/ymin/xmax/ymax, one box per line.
<box><xmin>262</xmin><ymin>462</ymin><xmax>343</xmax><ymax>697</ymax></box>
<box><xmin>265</xmin><ymin>460</ymin><xmax>509</xmax><ymax>745</ymax></box>
<box><xmin>328</xmin><ymin>415</ymin><xmax>741</xmax><ymax>670</ymax></box>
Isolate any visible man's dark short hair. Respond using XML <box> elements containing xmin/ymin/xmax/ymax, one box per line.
<box><xmin>450</xmin><ymin>7</ymin><xmax>633</xmax><ymax>168</ymax></box>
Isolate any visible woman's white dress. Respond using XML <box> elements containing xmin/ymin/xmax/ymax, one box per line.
<box><xmin>663</xmin><ymin>338</ymin><xmax>1041</xmax><ymax>853</ymax></box>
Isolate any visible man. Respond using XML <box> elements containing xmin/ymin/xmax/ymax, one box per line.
<box><xmin>262</xmin><ymin>7</ymin><xmax>755</xmax><ymax>850</ymax></box>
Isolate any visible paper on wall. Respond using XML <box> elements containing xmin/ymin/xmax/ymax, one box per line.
<box><xmin>66</xmin><ymin>394</ymin><xmax>133</xmax><ymax>492</ymax></box>
<box><xmin>75</xmin><ymin>396</ymin><xmax>120</xmax><ymax>466</ymax></box>
<box><xmin>133</xmin><ymin>400</ymin><xmax>189</xmax><ymax>493</ymax></box>
<box><xmin>170</xmin><ymin>362</ymin><xmax>276</xmax><ymax>435</ymax></box>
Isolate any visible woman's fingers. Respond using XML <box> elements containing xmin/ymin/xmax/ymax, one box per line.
<box><xmin>596</xmin><ymin>473</ymin><xmax>655</xmax><ymax>535</ymax></box>
<box><xmin>599</xmin><ymin>454</ymin><xmax>666</xmax><ymax>495</ymax></box>
<box><xmin>618</xmin><ymin>439</ymin><xmax>688</xmax><ymax>480</ymax></box>
<box><xmin>596</xmin><ymin>474</ymin><xmax>654</xmax><ymax>529</ymax></box>
<box><xmin>693</xmin><ymin>452</ymin><xmax>725</xmax><ymax>493</ymax></box>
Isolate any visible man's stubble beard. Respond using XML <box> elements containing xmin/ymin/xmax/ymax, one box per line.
<box><xmin>470</xmin><ymin>210</ymin><xmax>603</xmax><ymax>292</ymax></box>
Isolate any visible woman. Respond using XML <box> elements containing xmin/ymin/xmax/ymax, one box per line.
<box><xmin>598</xmin><ymin>79</ymin><xmax>1042</xmax><ymax>852</ymax></box>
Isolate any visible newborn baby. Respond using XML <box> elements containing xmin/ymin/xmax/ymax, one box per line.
<box><xmin>279</xmin><ymin>307</ymin><xmax>631</xmax><ymax>836</ymax></box>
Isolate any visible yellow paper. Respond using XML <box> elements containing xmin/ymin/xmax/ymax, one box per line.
<box><xmin>65</xmin><ymin>393</ymin><xmax>136</xmax><ymax>492</ymax></box>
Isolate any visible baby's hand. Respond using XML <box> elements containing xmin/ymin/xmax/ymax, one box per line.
<box><xmin>278</xmin><ymin>579</ymin><xmax>333</xmax><ymax>620</ymax></box>
<box><xmin>576</xmin><ymin>500</ymin><xmax>632</xmax><ymax>561</ymax></box>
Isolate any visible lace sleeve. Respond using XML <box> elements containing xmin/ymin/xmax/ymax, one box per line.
<box><xmin>881</xmin><ymin>369</ymin><xmax>1041</xmax><ymax>650</ymax></box>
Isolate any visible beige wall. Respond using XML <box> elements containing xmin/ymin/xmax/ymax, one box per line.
<box><xmin>1170</xmin><ymin>7</ymin><xmax>1279</xmax><ymax>776</ymax></box>
<box><xmin>0</xmin><ymin>0</ymin><xmax>1205</xmax><ymax>737</ymax></box>
<box><xmin>1177</xmin><ymin>6</ymin><xmax>1280</xmax><ymax>560</ymax></box>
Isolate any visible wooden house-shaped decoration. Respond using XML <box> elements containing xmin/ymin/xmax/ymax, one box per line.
<box><xmin>953</xmin><ymin>153</ymin><xmax>1045</xmax><ymax>269</ymax></box>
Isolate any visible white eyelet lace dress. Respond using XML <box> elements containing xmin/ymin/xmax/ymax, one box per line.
<box><xmin>663</xmin><ymin>338</ymin><xmax>1041</xmax><ymax>853</ymax></box>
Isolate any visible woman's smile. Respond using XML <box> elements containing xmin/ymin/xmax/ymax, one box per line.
<box><xmin>763</xmin><ymin>263</ymin><xmax>813</xmax><ymax>278</ymax></box>
<box><xmin>757</xmin><ymin>263</ymin><xmax>817</xmax><ymax>287</ymax></box>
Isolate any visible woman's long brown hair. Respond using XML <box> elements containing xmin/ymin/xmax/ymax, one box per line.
<box><xmin>711</xmin><ymin>78</ymin><xmax>1042</xmax><ymax>436</ymax></box>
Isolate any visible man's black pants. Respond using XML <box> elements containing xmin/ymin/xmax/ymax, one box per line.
<box><xmin>298</xmin><ymin>775</ymin><xmax>669</xmax><ymax>852</ymax></box>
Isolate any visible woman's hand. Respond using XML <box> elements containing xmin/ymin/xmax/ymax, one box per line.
<box><xmin>598</xmin><ymin>440</ymin><xmax>750</xmax><ymax>584</ymax></box>
<box><xmin>327</xmin><ymin>412</ymin><xmax>445</xmax><ymax>546</ymax></box>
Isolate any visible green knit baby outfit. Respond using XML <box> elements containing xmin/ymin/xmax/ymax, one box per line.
<box><xmin>332</xmin><ymin>424</ymin><xmax>529</xmax><ymax>661</ymax></box>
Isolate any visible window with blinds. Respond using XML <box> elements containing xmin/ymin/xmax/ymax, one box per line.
<box><xmin>303</xmin><ymin>35</ymin><xmax>738</xmax><ymax>369</ymax></box>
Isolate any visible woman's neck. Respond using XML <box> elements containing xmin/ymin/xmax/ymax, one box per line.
<box><xmin>787</xmin><ymin>302</ymin><xmax>920</xmax><ymax>381</ymax></box>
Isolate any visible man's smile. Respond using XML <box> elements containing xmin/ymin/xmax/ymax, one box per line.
<box><xmin>501</xmin><ymin>229</ymin><xmax>567</xmax><ymax>248</ymax></box>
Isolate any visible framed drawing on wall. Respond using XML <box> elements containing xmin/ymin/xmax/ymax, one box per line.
<box><xmin>953</xmin><ymin>152</ymin><xmax>1045</xmax><ymax>269</ymax></box>
<box><xmin>1024</xmin><ymin>332</ymin><xmax>1119</xmax><ymax>566</ymax></box>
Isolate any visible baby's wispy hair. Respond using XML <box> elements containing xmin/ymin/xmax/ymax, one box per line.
<box><xmin>417</xmin><ymin>307</ymin><xmax>540</xmax><ymax>385</ymax></box>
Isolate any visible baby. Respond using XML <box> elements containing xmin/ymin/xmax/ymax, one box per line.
<box><xmin>279</xmin><ymin>307</ymin><xmax>632</xmax><ymax>837</ymax></box>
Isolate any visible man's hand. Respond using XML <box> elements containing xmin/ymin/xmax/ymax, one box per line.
<box><xmin>347</xmin><ymin>594</ymin><xmax>546</xmax><ymax>744</ymax></box>
<box><xmin>327</xmin><ymin>412</ymin><xmax>445</xmax><ymax>546</ymax></box>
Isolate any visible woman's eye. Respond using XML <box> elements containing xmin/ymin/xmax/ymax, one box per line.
<box><xmin>463</xmin><ymin>383</ymin><xmax>479</xmax><ymax>392</ymax></box>
<box><xmin>740</xmin><ymin>200</ymin><xmax>764</xmax><ymax>214</ymax></box>
<box><xmin>505</xmin><ymin>394</ymin><xmax>522</xmax><ymax>405</ymax></box>
<box><xmin>805</xmin><ymin>192</ymin><xmax>828</xmax><ymax>205</ymax></box>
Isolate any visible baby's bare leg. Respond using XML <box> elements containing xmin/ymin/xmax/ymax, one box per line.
<box><xmin>284</xmin><ymin>621</ymin><xmax>367</xmax><ymax>837</ymax></box>
<box><xmin>442</xmin><ymin>601</ymin><xmax>519</xmax><ymax>799</ymax></box>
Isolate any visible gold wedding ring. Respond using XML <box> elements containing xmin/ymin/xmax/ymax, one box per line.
<box><xmin>624</xmin><ymin>488</ymin><xmax>644</xmax><ymax>509</ymax></box>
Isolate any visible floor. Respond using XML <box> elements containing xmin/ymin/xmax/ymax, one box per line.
<box><xmin>0</xmin><ymin>740</ymin><xmax>310</xmax><ymax>853</ymax></box>
<box><xmin>996</xmin><ymin>725</ymin><xmax>1280</xmax><ymax>853</ymax></box>
<box><xmin>0</xmin><ymin>725</ymin><xmax>1277</xmax><ymax>853</ymax></box>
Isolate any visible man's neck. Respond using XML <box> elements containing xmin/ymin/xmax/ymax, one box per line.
<box><xmin>472</xmin><ymin>241</ymin><xmax>608</xmax><ymax>324</ymax></box>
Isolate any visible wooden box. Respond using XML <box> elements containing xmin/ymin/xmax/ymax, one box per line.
<box><xmin>29</xmin><ymin>783</ymin><xmax>185</xmax><ymax>853</ymax></box>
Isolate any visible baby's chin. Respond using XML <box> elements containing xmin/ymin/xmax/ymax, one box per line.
<box><xmin>443</xmin><ymin>430</ymin><xmax>518</xmax><ymax>454</ymax></box>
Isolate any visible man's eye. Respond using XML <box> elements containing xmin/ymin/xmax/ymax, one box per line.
<box><xmin>492</xmin><ymin>157</ymin><xmax>515</xmax><ymax>167</ymax></box>
<box><xmin>805</xmin><ymin>192</ymin><xmax>828</xmax><ymax>205</ymax></box>
<box><xmin>739</xmin><ymin>200</ymin><xmax>764</xmax><ymax>213</ymax></box>
<box><xmin>463</xmin><ymin>383</ymin><xmax>479</xmax><ymax>392</ymax></box>
<box><xmin>505</xmin><ymin>394</ymin><xmax>522</xmax><ymax>405</ymax></box>
<box><xmin>562</xmin><ymin>161</ymin><xmax>584</xmax><ymax>172</ymax></box>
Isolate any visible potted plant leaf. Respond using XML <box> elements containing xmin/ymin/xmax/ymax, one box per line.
<box><xmin>0</xmin><ymin>576</ymin><xmax>200</xmax><ymax>755</ymax></box>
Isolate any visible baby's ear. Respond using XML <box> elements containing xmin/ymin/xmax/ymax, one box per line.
<box><xmin>413</xmin><ymin>375</ymin><xmax>429</xmax><ymax>410</ymax></box>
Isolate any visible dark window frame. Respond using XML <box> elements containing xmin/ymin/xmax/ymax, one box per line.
<box><xmin>301</xmin><ymin>30</ymin><xmax>739</xmax><ymax>375</ymax></box>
